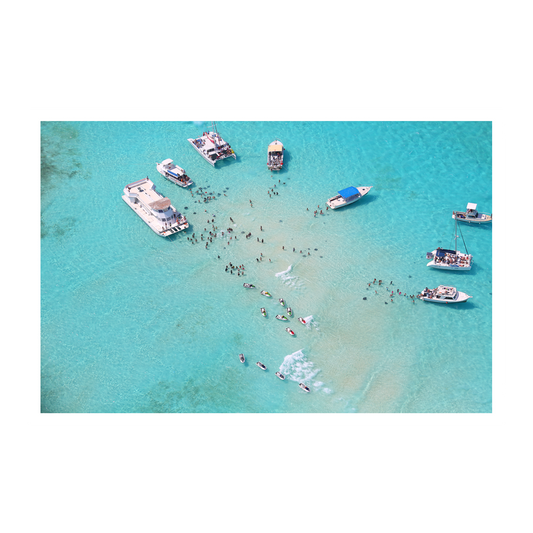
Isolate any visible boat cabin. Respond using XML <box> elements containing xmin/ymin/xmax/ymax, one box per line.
<box><xmin>466</xmin><ymin>203</ymin><xmax>478</xmax><ymax>217</ymax></box>
<box><xmin>433</xmin><ymin>285</ymin><xmax>458</xmax><ymax>301</ymax></box>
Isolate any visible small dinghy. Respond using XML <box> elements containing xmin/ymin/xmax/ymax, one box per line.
<box><xmin>286</xmin><ymin>307</ymin><xmax>292</xmax><ymax>316</ymax></box>
<box><xmin>261</xmin><ymin>307</ymin><xmax>267</xmax><ymax>317</ymax></box>
<box><xmin>275</xmin><ymin>371</ymin><xmax>285</xmax><ymax>380</ymax></box>
<box><xmin>276</xmin><ymin>314</ymin><xmax>288</xmax><ymax>321</ymax></box>
<box><xmin>256</xmin><ymin>361</ymin><xmax>267</xmax><ymax>370</ymax></box>
<box><xmin>299</xmin><ymin>383</ymin><xmax>310</xmax><ymax>392</ymax></box>
<box><xmin>298</xmin><ymin>317</ymin><xmax>307</xmax><ymax>325</ymax></box>
<box><xmin>261</xmin><ymin>290</ymin><xmax>272</xmax><ymax>297</ymax></box>
<box><xmin>239</xmin><ymin>353</ymin><xmax>245</xmax><ymax>363</ymax></box>
<box><xmin>243</xmin><ymin>283</ymin><xmax>255</xmax><ymax>288</ymax></box>
<box><xmin>285</xmin><ymin>327</ymin><xmax>295</xmax><ymax>336</ymax></box>
<box><xmin>279</xmin><ymin>298</ymin><xmax>285</xmax><ymax>306</ymax></box>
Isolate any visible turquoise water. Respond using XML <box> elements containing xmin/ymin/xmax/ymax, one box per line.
<box><xmin>41</xmin><ymin>121</ymin><xmax>492</xmax><ymax>413</ymax></box>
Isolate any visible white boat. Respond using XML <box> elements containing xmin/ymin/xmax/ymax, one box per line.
<box><xmin>239</xmin><ymin>353</ymin><xmax>245</xmax><ymax>363</ymax></box>
<box><xmin>286</xmin><ymin>307</ymin><xmax>292</xmax><ymax>316</ymax></box>
<box><xmin>279</xmin><ymin>298</ymin><xmax>285</xmax><ymax>306</ymax></box>
<box><xmin>417</xmin><ymin>285</ymin><xmax>472</xmax><ymax>304</ymax></box>
<box><xmin>426</xmin><ymin>217</ymin><xmax>472</xmax><ymax>271</ymax></box>
<box><xmin>275</xmin><ymin>371</ymin><xmax>285</xmax><ymax>380</ymax></box>
<box><xmin>256</xmin><ymin>362</ymin><xmax>267</xmax><ymax>370</ymax></box>
<box><xmin>299</xmin><ymin>383</ymin><xmax>310</xmax><ymax>392</ymax></box>
<box><xmin>156</xmin><ymin>159</ymin><xmax>193</xmax><ymax>187</ymax></box>
<box><xmin>267</xmin><ymin>140</ymin><xmax>284</xmax><ymax>171</ymax></box>
<box><xmin>243</xmin><ymin>283</ymin><xmax>256</xmax><ymax>288</ymax></box>
<box><xmin>276</xmin><ymin>314</ymin><xmax>288</xmax><ymax>321</ymax></box>
<box><xmin>261</xmin><ymin>308</ymin><xmax>267</xmax><ymax>317</ymax></box>
<box><xmin>285</xmin><ymin>327</ymin><xmax>295</xmax><ymax>336</ymax></box>
<box><xmin>298</xmin><ymin>317</ymin><xmax>307</xmax><ymax>325</ymax></box>
<box><xmin>326</xmin><ymin>186</ymin><xmax>372</xmax><ymax>210</ymax></box>
<box><xmin>452</xmin><ymin>203</ymin><xmax>492</xmax><ymax>224</ymax></box>
<box><xmin>122</xmin><ymin>178</ymin><xmax>189</xmax><ymax>237</ymax></box>
<box><xmin>187</xmin><ymin>122</ymin><xmax>236</xmax><ymax>167</ymax></box>
<box><xmin>261</xmin><ymin>290</ymin><xmax>272</xmax><ymax>297</ymax></box>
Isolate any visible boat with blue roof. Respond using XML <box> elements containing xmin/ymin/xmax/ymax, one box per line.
<box><xmin>156</xmin><ymin>159</ymin><xmax>193</xmax><ymax>187</ymax></box>
<box><xmin>326</xmin><ymin>186</ymin><xmax>372</xmax><ymax>209</ymax></box>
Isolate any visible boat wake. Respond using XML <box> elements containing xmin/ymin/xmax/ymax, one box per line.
<box><xmin>275</xmin><ymin>265</ymin><xmax>304</xmax><ymax>289</ymax></box>
<box><xmin>279</xmin><ymin>349</ymin><xmax>323</xmax><ymax>388</ymax></box>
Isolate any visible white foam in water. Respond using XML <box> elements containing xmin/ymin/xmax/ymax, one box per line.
<box><xmin>279</xmin><ymin>349</ymin><xmax>321</xmax><ymax>386</ymax></box>
<box><xmin>275</xmin><ymin>264</ymin><xmax>304</xmax><ymax>289</ymax></box>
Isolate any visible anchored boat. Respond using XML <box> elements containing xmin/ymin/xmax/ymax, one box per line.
<box><xmin>156</xmin><ymin>159</ymin><xmax>193</xmax><ymax>187</ymax></box>
<box><xmin>417</xmin><ymin>285</ymin><xmax>472</xmax><ymax>304</ymax></box>
<box><xmin>326</xmin><ymin>186</ymin><xmax>372</xmax><ymax>210</ymax></box>
<box><xmin>426</xmin><ymin>217</ymin><xmax>472</xmax><ymax>271</ymax></box>
<box><xmin>267</xmin><ymin>140</ymin><xmax>284</xmax><ymax>171</ymax></box>
<box><xmin>187</xmin><ymin>122</ymin><xmax>236</xmax><ymax>167</ymax></box>
<box><xmin>453</xmin><ymin>203</ymin><xmax>492</xmax><ymax>224</ymax></box>
<box><xmin>122</xmin><ymin>178</ymin><xmax>189</xmax><ymax>237</ymax></box>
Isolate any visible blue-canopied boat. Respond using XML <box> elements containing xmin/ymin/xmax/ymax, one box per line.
<box><xmin>326</xmin><ymin>186</ymin><xmax>372</xmax><ymax>209</ymax></box>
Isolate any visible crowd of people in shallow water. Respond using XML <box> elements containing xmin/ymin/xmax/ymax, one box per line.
<box><xmin>179</xmin><ymin>178</ymin><xmax>416</xmax><ymax>303</ymax></box>
<box><xmin>366</xmin><ymin>279</ymin><xmax>418</xmax><ymax>303</ymax></box>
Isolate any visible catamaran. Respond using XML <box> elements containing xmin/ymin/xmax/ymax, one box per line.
<box><xmin>187</xmin><ymin>122</ymin><xmax>236</xmax><ymax>167</ymax></box>
<box><xmin>452</xmin><ymin>203</ymin><xmax>492</xmax><ymax>224</ymax></box>
<box><xmin>417</xmin><ymin>285</ymin><xmax>472</xmax><ymax>304</ymax></box>
<box><xmin>426</xmin><ymin>217</ymin><xmax>472</xmax><ymax>271</ymax></box>
<box><xmin>267</xmin><ymin>140</ymin><xmax>284</xmax><ymax>171</ymax></box>
<box><xmin>156</xmin><ymin>159</ymin><xmax>193</xmax><ymax>187</ymax></box>
<box><xmin>326</xmin><ymin>186</ymin><xmax>372</xmax><ymax>209</ymax></box>
<box><xmin>122</xmin><ymin>177</ymin><xmax>189</xmax><ymax>237</ymax></box>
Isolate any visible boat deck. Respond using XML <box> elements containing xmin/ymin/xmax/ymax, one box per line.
<box><xmin>187</xmin><ymin>133</ymin><xmax>236</xmax><ymax>166</ymax></box>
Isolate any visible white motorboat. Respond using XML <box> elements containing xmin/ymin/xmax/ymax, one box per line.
<box><xmin>279</xmin><ymin>298</ymin><xmax>285</xmax><ymax>306</ymax></box>
<box><xmin>267</xmin><ymin>140</ymin><xmax>284</xmax><ymax>171</ymax></box>
<box><xmin>416</xmin><ymin>285</ymin><xmax>472</xmax><ymax>304</ymax></box>
<box><xmin>276</xmin><ymin>314</ymin><xmax>288</xmax><ymax>321</ymax></box>
<box><xmin>256</xmin><ymin>362</ymin><xmax>267</xmax><ymax>370</ymax></box>
<box><xmin>275</xmin><ymin>371</ymin><xmax>285</xmax><ymax>380</ymax></box>
<box><xmin>326</xmin><ymin>186</ymin><xmax>372</xmax><ymax>210</ymax></box>
<box><xmin>452</xmin><ymin>203</ymin><xmax>492</xmax><ymax>224</ymax></box>
<box><xmin>156</xmin><ymin>159</ymin><xmax>193</xmax><ymax>187</ymax></box>
<box><xmin>298</xmin><ymin>317</ymin><xmax>307</xmax><ymax>325</ymax></box>
<box><xmin>187</xmin><ymin>122</ymin><xmax>236</xmax><ymax>167</ymax></box>
<box><xmin>261</xmin><ymin>308</ymin><xmax>267</xmax><ymax>317</ymax></box>
<box><xmin>122</xmin><ymin>178</ymin><xmax>189</xmax><ymax>237</ymax></box>
<box><xmin>427</xmin><ymin>217</ymin><xmax>472</xmax><ymax>271</ymax></box>
<box><xmin>286</xmin><ymin>307</ymin><xmax>292</xmax><ymax>316</ymax></box>
<box><xmin>261</xmin><ymin>290</ymin><xmax>272</xmax><ymax>297</ymax></box>
<box><xmin>239</xmin><ymin>353</ymin><xmax>245</xmax><ymax>363</ymax></box>
<box><xmin>243</xmin><ymin>283</ymin><xmax>256</xmax><ymax>288</ymax></box>
<box><xmin>285</xmin><ymin>327</ymin><xmax>295</xmax><ymax>336</ymax></box>
<box><xmin>299</xmin><ymin>383</ymin><xmax>310</xmax><ymax>392</ymax></box>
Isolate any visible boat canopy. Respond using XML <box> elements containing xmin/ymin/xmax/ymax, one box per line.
<box><xmin>150</xmin><ymin>198</ymin><xmax>171</xmax><ymax>210</ymax></box>
<box><xmin>161</xmin><ymin>158</ymin><xmax>173</xmax><ymax>166</ymax></box>
<box><xmin>338</xmin><ymin>186</ymin><xmax>360</xmax><ymax>199</ymax></box>
<box><xmin>435</xmin><ymin>248</ymin><xmax>457</xmax><ymax>258</ymax></box>
<box><xmin>466</xmin><ymin>203</ymin><xmax>477</xmax><ymax>211</ymax></box>
<box><xmin>268</xmin><ymin>143</ymin><xmax>282</xmax><ymax>152</ymax></box>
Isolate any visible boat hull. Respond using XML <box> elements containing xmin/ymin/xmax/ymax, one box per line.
<box><xmin>452</xmin><ymin>212</ymin><xmax>492</xmax><ymax>224</ymax></box>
